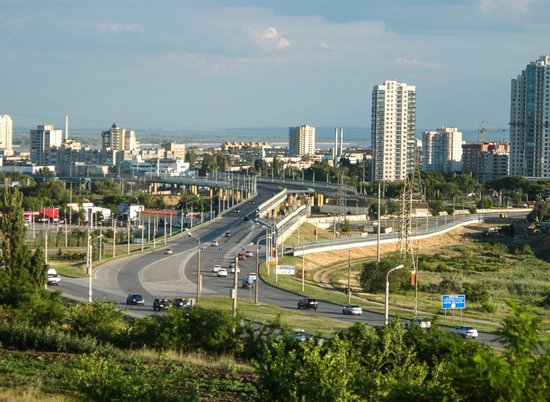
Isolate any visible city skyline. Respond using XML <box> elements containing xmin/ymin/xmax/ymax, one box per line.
<box><xmin>2</xmin><ymin>1</ymin><xmax>550</xmax><ymax>131</ymax></box>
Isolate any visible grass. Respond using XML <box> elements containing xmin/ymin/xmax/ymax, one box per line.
<box><xmin>262</xmin><ymin>223</ymin><xmax>550</xmax><ymax>332</ymax></box>
<box><xmin>198</xmin><ymin>296</ymin><xmax>351</xmax><ymax>336</ymax></box>
<box><xmin>0</xmin><ymin>347</ymin><xmax>258</xmax><ymax>402</ymax></box>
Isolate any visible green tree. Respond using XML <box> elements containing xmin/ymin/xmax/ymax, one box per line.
<box><xmin>0</xmin><ymin>187</ymin><xmax>51</xmax><ymax>314</ymax></box>
<box><xmin>340</xmin><ymin>219</ymin><xmax>352</xmax><ymax>232</ymax></box>
<box><xmin>359</xmin><ymin>254</ymin><xmax>412</xmax><ymax>293</ymax></box>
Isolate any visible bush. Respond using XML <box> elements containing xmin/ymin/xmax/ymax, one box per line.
<box><xmin>0</xmin><ymin>321</ymin><xmax>119</xmax><ymax>356</ymax></box>
<box><xmin>71</xmin><ymin>353</ymin><xmax>199</xmax><ymax>401</ymax></box>
<box><xmin>67</xmin><ymin>300</ymin><xmax>126</xmax><ymax>343</ymax></box>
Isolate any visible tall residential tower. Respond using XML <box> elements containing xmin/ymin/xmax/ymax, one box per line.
<box><xmin>422</xmin><ymin>127</ymin><xmax>462</xmax><ymax>173</ymax></box>
<box><xmin>0</xmin><ymin>115</ymin><xmax>13</xmax><ymax>155</ymax></box>
<box><xmin>510</xmin><ymin>55</ymin><xmax>550</xmax><ymax>178</ymax></box>
<box><xmin>371</xmin><ymin>80</ymin><xmax>416</xmax><ymax>181</ymax></box>
<box><xmin>289</xmin><ymin>124</ymin><xmax>315</xmax><ymax>157</ymax></box>
<box><xmin>30</xmin><ymin>124</ymin><xmax>63</xmax><ymax>165</ymax></box>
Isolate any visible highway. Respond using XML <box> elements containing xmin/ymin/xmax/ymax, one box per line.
<box><xmin>58</xmin><ymin>184</ymin><xmax>515</xmax><ymax>346</ymax></box>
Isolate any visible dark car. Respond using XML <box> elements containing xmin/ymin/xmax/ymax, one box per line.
<box><xmin>242</xmin><ymin>279</ymin><xmax>255</xmax><ymax>289</ymax></box>
<box><xmin>172</xmin><ymin>298</ymin><xmax>192</xmax><ymax>308</ymax></box>
<box><xmin>153</xmin><ymin>298</ymin><xmax>172</xmax><ymax>311</ymax></box>
<box><xmin>225</xmin><ymin>232</ymin><xmax>231</xmax><ymax>237</ymax></box>
<box><xmin>126</xmin><ymin>293</ymin><xmax>145</xmax><ymax>305</ymax></box>
<box><xmin>242</xmin><ymin>216</ymin><xmax>249</xmax><ymax>221</ymax></box>
<box><xmin>297</xmin><ymin>297</ymin><xmax>318</xmax><ymax>310</ymax></box>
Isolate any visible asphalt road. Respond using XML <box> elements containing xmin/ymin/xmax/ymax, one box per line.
<box><xmin>58</xmin><ymin>186</ymin><xmax>518</xmax><ymax>346</ymax></box>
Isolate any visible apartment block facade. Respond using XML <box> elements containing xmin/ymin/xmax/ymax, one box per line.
<box><xmin>289</xmin><ymin>125</ymin><xmax>316</xmax><ymax>157</ymax></box>
<box><xmin>510</xmin><ymin>55</ymin><xmax>550</xmax><ymax>177</ymax></box>
<box><xmin>371</xmin><ymin>80</ymin><xmax>416</xmax><ymax>181</ymax></box>
<box><xmin>422</xmin><ymin>127</ymin><xmax>462</xmax><ymax>173</ymax></box>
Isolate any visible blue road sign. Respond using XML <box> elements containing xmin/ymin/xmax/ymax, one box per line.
<box><xmin>442</xmin><ymin>294</ymin><xmax>466</xmax><ymax>310</ymax></box>
<box><xmin>218</xmin><ymin>247</ymin><xmax>224</xmax><ymax>252</ymax></box>
<box><xmin>257</xmin><ymin>245</ymin><xmax>262</xmax><ymax>250</ymax></box>
<box><xmin>199</xmin><ymin>246</ymin><xmax>204</xmax><ymax>251</ymax></box>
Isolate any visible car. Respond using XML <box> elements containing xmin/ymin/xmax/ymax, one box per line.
<box><xmin>237</xmin><ymin>253</ymin><xmax>246</xmax><ymax>261</ymax></box>
<box><xmin>292</xmin><ymin>329</ymin><xmax>309</xmax><ymax>343</ymax></box>
<box><xmin>47</xmin><ymin>268</ymin><xmax>61</xmax><ymax>286</ymax></box>
<box><xmin>247</xmin><ymin>272</ymin><xmax>257</xmax><ymax>281</ymax></box>
<box><xmin>297</xmin><ymin>297</ymin><xmax>318</xmax><ymax>310</ymax></box>
<box><xmin>211</xmin><ymin>240</ymin><xmax>219</xmax><ymax>246</ymax></box>
<box><xmin>212</xmin><ymin>264</ymin><xmax>222</xmax><ymax>273</ymax></box>
<box><xmin>242</xmin><ymin>280</ymin><xmax>255</xmax><ymax>289</ymax></box>
<box><xmin>342</xmin><ymin>304</ymin><xmax>363</xmax><ymax>315</ymax></box>
<box><xmin>231</xmin><ymin>266</ymin><xmax>240</xmax><ymax>274</ymax></box>
<box><xmin>217</xmin><ymin>268</ymin><xmax>228</xmax><ymax>277</ymax></box>
<box><xmin>251</xmin><ymin>200</ymin><xmax>255</xmax><ymax>205</ymax></box>
<box><xmin>153</xmin><ymin>298</ymin><xmax>172</xmax><ymax>311</ymax></box>
<box><xmin>242</xmin><ymin>216</ymin><xmax>249</xmax><ymax>221</ymax></box>
<box><xmin>172</xmin><ymin>298</ymin><xmax>192</xmax><ymax>308</ymax></box>
<box><xmin>229</xmin><ymin>261</ymin><xmax>236</xmax><ymax>269</ymax></box>
<box><xmin>164</xmin><ymin>248</ymin><xmax>173</xmax><ymax>255</ymax></box>
<box><xmin>126</xmin><ymin>293</ymin><xmax>145</xmax><ymax>305</ymax></box>
<box><xmin>245</xmin><ymin>250</ymin><xmax>254</xmax><ymax>257</ymax></box>
<box><xmin>407</xmin><ymin>317</ymin><xmax>432</xmax><ymax>329</ymax></box>
<box><xmin>225</xmin><ymin>232</ymin><xmax>231</xmax><ymax>237</ymax></box>
<box><xmin>235</xmin><ymin>209</ymin><xmax>240</xmax><ymax>213</ymax></box>
<box><xmin>452</xmin><ymin>326</ymin><xmax>479</xmax><ymax>338</ymax></box>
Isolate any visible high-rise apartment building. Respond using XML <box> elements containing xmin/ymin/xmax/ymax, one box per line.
<box><xmin>289</xmin><ymin>125</ymin><xmax>316</xmax><ymax>157</ymax></box>
<box><xmin>101</xmin><ymin>123</ymin><xmax>137</xmax><ymax>151</ymax></box>
<box><xmin>0</xmin><ymin>115</ymin><xmax>13</xmax><ymax>155</ymax></box>
<box><xmin>510</xmin><ymin>55</ymin><xmax>550</xmax><ymax>177</ymax></box>
<box><xmin>30</xmin><ymin>124</ymin><xmax>63</xmax><ymax>165</ymax></box>
<box><xmin>462</xmin><ymin>141</ymin><xmax>509</xmax><ymax>179</ymax></box>
<box><xmin>371</xmin><ymin>80</ymin><xmax>416</xmax><ymax>181</ymax></box>
<box><xmin>422</xmin><ymin>127</ymin><xmax>462</xmax><ymax>173</ymax></box>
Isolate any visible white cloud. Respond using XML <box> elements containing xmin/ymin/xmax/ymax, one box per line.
<box><xmin>394</xmin><ymin>57</ymin><xmax>445</xmax><ymax>68</ymax></box>
<box><xmin>95</xmin><ymin>23</ymin><xmax>141</xmax><ymax>33</ymax></box>
<box><xmin>251</xmin><ymin>27</ymin><xmax>290</xmax><ymax>51</ymax></box>
<box><xmin>479</xmin><ymin>0</ymin><xmax>536</xmax><ymax>13</ymax></box>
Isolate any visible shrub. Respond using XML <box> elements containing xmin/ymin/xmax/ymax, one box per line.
<box><xmin>67</xmin><ymin>300</ymin><xmax>126</xmax><ymax>343</ymax></box>
<box><xmin>360</xmin><ymin>254</ymin><xmax>412</xmax><ymax>293</ymax></box>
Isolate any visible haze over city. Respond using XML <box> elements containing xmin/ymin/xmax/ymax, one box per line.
<box><xmin>2</xmin><ymin>0</ymin><xmax>550</xmax><ymax>132</ymax></box>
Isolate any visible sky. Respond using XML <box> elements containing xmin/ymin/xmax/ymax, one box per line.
<box><xmin>1</xmin><ymin>0</ymin><xmax>550</xmax><ymax>133</ymax></box>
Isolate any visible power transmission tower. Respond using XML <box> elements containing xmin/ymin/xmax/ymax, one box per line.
<box><xmin>398</xmin><ymin>158</ymin><xmax>424</xmax><ymax>317</ymax></box>
<box><xmin>398</xmin><ymin>161</ymin><xmax>424</xmax><ymax>255</ymax></box>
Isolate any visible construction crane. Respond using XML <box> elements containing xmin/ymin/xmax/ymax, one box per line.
<box><xmin>479</xmin><ymin>121</ymin><xmax>507</xmax><ymax>143</ymax></box>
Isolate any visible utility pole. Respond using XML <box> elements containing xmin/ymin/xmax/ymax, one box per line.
<box><xmin>301</xmin><ymin>244</ymin><xmax>305</xmax><ymax>292</ymax></box>
<box><xmin>112</xmin><ymin>217</ymin><xmax>116</xmax><ymax>258</ymax></box>
<box><xmin>377</xmin><ymin>181</ymin><xmax>381</xmax><ymax>262</ymax></box>
<box><xmin>347</xmin><ymin>249</ymin><xmax>351</xmax><ymax>304</ymax></box>
<box><xmin>127</xmin><ymin>221</ymin><xmax>130</xmax><ymax>255</ymax></box>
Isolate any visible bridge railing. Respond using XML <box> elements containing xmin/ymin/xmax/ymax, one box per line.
<box><xmin>257</xmin><ymin>188</ymin><xmax>287</xmax><ymax>218</ymax></box>
<box><xmin>292</xmin><ymin>214</ymin><xmax>484</xmax><ymax>256</ymax></box>
<box><xmin>257</xmin><ymin>177</ymin><xmax>357</xmax><ymax>194</ymax></box>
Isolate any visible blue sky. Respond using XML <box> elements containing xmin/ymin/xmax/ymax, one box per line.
<box><xmin>1</xmin><ymin>0</ymin><xmax>549</xmax><ymax>132</ymax></box>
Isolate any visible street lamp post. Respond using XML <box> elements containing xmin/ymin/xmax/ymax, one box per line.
<box><xmin>186</xmin><ymin>229</ymin><xmax>201</xmax><ymax>302</ymax></box>
<box><xmin>255</xmin><ymin>230</ymin><xmax>270</xmax><ymax>304</ymax></box>
<box><xmin>87</xmin><ymin>234</ymin><xmax>103</xmax><ymax>303</ymax></box>
<box><xmin>384</xmin><ymin>264</ymin><xmax>404</xmax><ymax>325</ymax></box>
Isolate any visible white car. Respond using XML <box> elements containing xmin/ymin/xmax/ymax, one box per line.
<box><xmin>408</xmin><ymin>317</ymin><xmax>432</xmax><ymax>329</ymax></box>
<box><xmin>453</xmin><ymin>326</ymin><xmax>479</xmax><ymax>338</ymax></box>
<box><xmin>164</xmin><ymin>248</ymin><xmax>173</xmax><ymax>255</ymax></box>
<box><xmin>245</xmin><ymin>250</ymin><xmax>254</xmax><ymax>257</ymax></box>
<box><xmin>217</xmin><ymin>268</ymin><xmax>228</xmax><ymax>277</ymax></box>
<box><xmin>247</xmin><ymin>272</ymin><xmax>257</xmax><ymax>281</ymax></box>
<box><xmin>47</xmin><ymin>268</ymin><xmax>61</xmax><ymax>286</ymax></box>
<box><xmin>212</xmin><ymin>265</ymin><xmax>222</xmax><ymax>273</ymax></box>
<box><xmin>230</xmin><ymin>266</ymin><xmax>240</xmax><ymax>274</ymax></box>
<box><xmin>342</xmin><ymin>304</ymin><xmax>363</xmax><ymax>315</ymax></box>
<box><xmin>211</xmin><ymin>240</ymin><xmax>219</xmax><ymax>246</ymax></box>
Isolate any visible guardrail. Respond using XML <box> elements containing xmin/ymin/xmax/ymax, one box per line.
<box><xmin>257</xmin><ymin>177</ymin><xmax>358</xmax><ymax>195</ymax></box>
<box><xmin>275</xmin><ymin>205</ymin><xmax>308</xmax><ymax>244</ymax></box>
<box><xmin>257</xmin><ymin>188</ymin><xmax>288</xmax><ymax>218</ymax></box>
<box><xmin>292</xmin><ymin>215</ymin><xmax>484</xmax><ymax>256</ymax></box>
